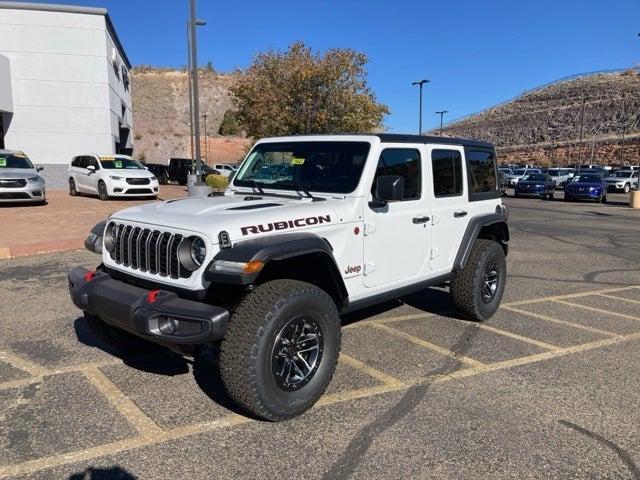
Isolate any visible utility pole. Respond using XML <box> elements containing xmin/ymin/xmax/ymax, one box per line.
<box><xmin>411</xmin><ymin>79</ymin><xmax>430</xmax><ymax>135</ymax></box>
<box><xmin>435</xmin><ymin>110</ymin><xmax>448</xmax><ymax>136</ymax></box>
<box><xmin>186</xmin><ymin>21</ymin><xmax>194</xmax><ymax>161</ymax></box>
<box><xmin>577</xmin><ymin>97</ymin><xmax>586</xmax><ymax>172</ymax></box>
<box><xmin>201</xmin><ymin>113</ymin><xmax>209</xmax><ymax>163</ymax></box>
<box><xmin>188</xmin><ymin>0</ymin><xmax>204</xmax><ymax>185</ymax></box>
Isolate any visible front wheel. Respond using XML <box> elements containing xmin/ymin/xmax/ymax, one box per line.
<box><xmin>98</xmin><ymin>181</ymin><xmax>109</xmax><ymax>201</ymax></box>
<box><xmin>220</xmin><ymin>279</ymin><xmax>340</xmax><ymax>421</ymax></box>
<box><xmin>624</xmin><ymin>184</ymin><xmax>630</xmax><ymax>194</ymax></box>
<box><xmin>450</xmin><ymin>239</ymin><xmax>507</xmax><ymax>321</ymax></box>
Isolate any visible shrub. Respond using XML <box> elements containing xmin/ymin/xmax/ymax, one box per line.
<box><xmin>219</xmin><ymin>110</ymin><xmax>242</xmax><ymax>136</ymax></box>
<box><xmin>205</xmin><ymin>174</ymin><xmax>229</xmax><ymax>191</ymax></box>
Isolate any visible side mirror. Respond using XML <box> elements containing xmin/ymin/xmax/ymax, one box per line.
<box><xmin>36</xmin><ymin>165</ymin><xmax>44</xmax><ymax>172</ymax></box>
<box><xmin>370</xmin><ymin>175</ymin><xmax>404</xmax><ymax>208</ymax></box>
<box><xmin>87</xmin><ymin>165</ymin><xmax>96</xmax><ymax>171</ymax></box>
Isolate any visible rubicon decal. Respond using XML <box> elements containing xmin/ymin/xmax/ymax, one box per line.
<box><xmin>241</xmin><ymin>215</ymin><xmax>331</xmax><ymax>235</ymax></box>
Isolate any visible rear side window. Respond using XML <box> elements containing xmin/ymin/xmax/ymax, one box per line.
<box><xmin>71</xmin><ymin>157</ymin><xmax>79</xmax><ymax>167</ymax></box>
<box><xmin>372</xmin><ymin>148</ymin><xmax>421</xmax><ymax>200</ymax></box>
<box><xmin>466</xmin><ymin>148</ymin><xmax>498</xmax><ymax>199</ymax></box>
<box><xmin>432</xmin><ymin>149</ymin><xmax>463</xmax><ymax>197</ymax></box>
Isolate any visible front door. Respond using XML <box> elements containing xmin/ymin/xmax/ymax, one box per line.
<box><xmin>429</xmin><ymin>146</ymin><xmax>470</xmax><ymax>270</ymax></box>
<box><xmin>363</xmin><ymin>145</ymin><xmax>430</xmax><ymax>288</ymax></box>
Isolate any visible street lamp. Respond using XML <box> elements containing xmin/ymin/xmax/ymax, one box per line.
<box><xmin>186</xmin><ymin>18</ymin><xmax>207</xmax><ymax>162</ymax></box>
<box><xmin>187</xmin><ymin>0</ymin><xmax>206</xmax><ymax>193</ymax></box>
<box><xmin>201</xmin><ymin>113</ymin><xmax>209</xmax><ymax>163</ymax></box>
<box><xmin>435</xmin><ymin>110</ymin><xmax>448</xmax><ymax>136</ymax></box>
<box><xmin>577</xmin><ymin>97</ymin><xmax>586</xmax><ymax>172</ymax></box>
<box><xmin>411</xmin><ymin>79</ymin><xmax>430</xmax><ymax>135</ymax></box>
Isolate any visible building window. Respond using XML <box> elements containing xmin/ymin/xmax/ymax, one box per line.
<box><xmin>432</xmin><ymin>149</ymin><xmax>463</xmax><ymax>197</ymax></box>
<box><xmin>122</xmin><ymin>66</ymin><xmax>129</xmax><ymax>91</ymax></box>
<box><xmin>371</xmin><ymin>148</ymin><xmax>421</xmax><ymax>200</ymax></box>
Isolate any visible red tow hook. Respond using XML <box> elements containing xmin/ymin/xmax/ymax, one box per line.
<box><xmin>146</xmin><ymin>290</ymin><xmax>161</xmax><ymax>304</ymax></box>
<box><xmin>84</xmin><ymin>270</ymin><xmax>96</xmax><ymax>282</ymax></box>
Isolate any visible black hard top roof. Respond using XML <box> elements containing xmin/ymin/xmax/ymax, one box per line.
<box><xmin>375</xmin><ymin>133</ymin><xmax>493</xmax><ymax>149</ymax></box>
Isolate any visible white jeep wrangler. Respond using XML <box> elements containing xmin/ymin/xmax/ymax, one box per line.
<box><xmin>69</xmin><ymin>134</ymin><xmax>509</xmax><ymax>421</ymax></box>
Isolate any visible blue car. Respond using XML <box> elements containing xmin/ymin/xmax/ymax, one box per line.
<box><xmin>514</xmin><ymin>173</ymin><xmax>555</xmax><ymax>199</ymax></box>
<box><xmin>564</xmin><ymin>173</ymin><xmax>608</xmax><ymax>203</ymax></box>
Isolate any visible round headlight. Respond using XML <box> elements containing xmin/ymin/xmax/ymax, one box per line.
<box><xmin>191</xmin><ymin>237</ymin><xmax>207</xmax><ymax>266</ymax></box>
<box><xmin>104</xmin><ymin>223</ymin><xmax>116</xmax><ymax>252</ymax></box>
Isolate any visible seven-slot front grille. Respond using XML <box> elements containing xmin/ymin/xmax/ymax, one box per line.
<box><xmin>0</xmin><ymin>179</ymin><xmax>27</xmax><ymax>188</ymax></box>
<box><xmin>109</xmin><ymin>223</ymin><xmax>191</xmax><ymax>279</ymax></box>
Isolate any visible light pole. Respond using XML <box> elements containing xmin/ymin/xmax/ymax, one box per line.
<box><xmin>435</xmin><ymin>110</ymin><xmax>448</xmax><ymax>136</ymax></box>
<box><xmin>411</xmin><ymin>79</ymin><xmax>430</xmax><ymax>135</ymax></box>
<box><xmin>201</xmin><ymin>113</ymin><xmax>209</xmax><ymax>163</ymax></box>
<box><xmin>186</xmin><ymin>18</ymin><xmax>206</xmax><ymax>165</ymax></box>
<box><xmin>188</xmin><ymin>0</ymin><xmax>205</xmax><ymax>190</ymax></box>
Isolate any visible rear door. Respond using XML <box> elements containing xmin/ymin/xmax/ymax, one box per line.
<box><xmin>363</xmin><ymin>145</ymin><xmax>430</xmax><ymax>287</ymax></box>
<box><xmin>428</xmin><ymin>146</ymin><xmax>470</xmax><ymax>270</ymax></box>
<box><xmin>85</xmin><ymin>156</ymin><xmax>100</xmax><ymax>193</ymax></box>
<box><xmin>74</xmin><ymin>156</ymin><xmax>89</xmax><ymax>191</ymax></box>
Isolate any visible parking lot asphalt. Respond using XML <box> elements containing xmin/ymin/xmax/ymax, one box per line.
<box><xmin>0</xmin><ymin>195</ymin><xmax>639</xmax><ymax>479</ymax></box>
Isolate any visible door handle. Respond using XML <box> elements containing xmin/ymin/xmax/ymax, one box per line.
<box><xmin>412</xmin><ymin>216</ymin><xmax>430</xmax><ymax>224</ymax></box>
<box><xmin>454</xmin><ymin>211</ymin><xmax>468</xmax><ymax>218</ymax></box>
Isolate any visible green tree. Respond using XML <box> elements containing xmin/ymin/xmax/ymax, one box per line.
<box><xmin>230</xmin><ymin>42</ymin><xmax>388</xmax><ymax>138</ymax></box>
<box><xmin>218</xmin><ymin>109</ymin><xmax>242</xmax><ymax>136</ymax></box>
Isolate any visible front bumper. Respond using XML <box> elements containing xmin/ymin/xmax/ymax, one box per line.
<box><xmin>564</xmin><ymin>190</ymin><xmax>600</xmax><ymax>200</ymax></box>
<box><xmin>515</xmin><ymin>189</ymin><xmax>544</xmax><ymax>197</ymax></box>
<box><xmin>68</xmin><ymin>266</ymin><xmax>229</xmax><ymax>345</ymax></box>
<box><xmin>0</xmin><ymin>185</ymin><xmax>46</xmax><ymax>202</ymax></box>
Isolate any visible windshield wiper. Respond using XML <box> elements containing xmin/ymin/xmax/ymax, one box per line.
<box><xmin>274</xmin><ymin>181</ymin><xmax>324</xmax><ymax>201</ymax></box>
<box><xmin>248</xmin><ymin>180</ymin><xmax>264</xmax><ymax>194</ymax></box>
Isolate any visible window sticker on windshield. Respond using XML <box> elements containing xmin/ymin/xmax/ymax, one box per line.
<box><xmin>291</xmin><ymin>157</ymin><xmax>305</xmax><ymax>165</ymax></box>
<box><xmin>15</xmin><ymin>152</ymin><xmax>27</xmax><ymax>158</ymax></box>
<box><xmin>0</xmin><ymin>158</ymin><xmax>6</xmax><ymax>167</ymax></box>
<box><xmin>101</xmin><ymin>156</ymin><xmax>115</xmax><ymax>161</ymax></box>
<box><xmin>114</xmin><ymin>160</ymin><xmax>123</xmax><ymax>168</ymax></box>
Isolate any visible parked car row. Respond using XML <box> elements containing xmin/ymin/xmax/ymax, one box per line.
<box><xmin>0</xmin><ymin>149</ymin><xmax>47</xmax><ymax>204</ymax></box>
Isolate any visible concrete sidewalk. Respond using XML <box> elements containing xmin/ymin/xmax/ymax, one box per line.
<box><xmin>0</xmin><ymin>186</ymin><xmax>186</xmax><ymax>259</ymax></box>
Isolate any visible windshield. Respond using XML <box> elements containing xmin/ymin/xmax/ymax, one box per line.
<box><xmin>522</xmin><ymin>174</ymin><xmax>547</xmax><ymax>182</ymax></box>
<box><xmin>234</xmin><ymin>141</ymin><xmax>371</xmax><ymax>194</ymax></box>
<box><xmin>100</xmin><ymin>157</ymin><xmax>145</xmax><ymax>170</ymax></box>
<box><xmin>572</xmin><ymin>174</ymin><xmax>600</xmax><ymax>183</ymax></box>
<box><xmin>613</xmin><ymin>171</ymin><xmax>633</xmax><ymax>178</ymax></box>
<box><xmin>0</xmin><ymin>153</ymin><xmax>34</xmax><ymax>169</ymax></box>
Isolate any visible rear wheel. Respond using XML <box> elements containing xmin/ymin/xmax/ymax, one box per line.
<box><xmin>98</xmin><ymin>181</ymin><xmax>109</xmax><ymax>201</ymax></box>
<box><xmin>624</xmin><ymin>183</ymin><xmax>630</xmax><ymax>194</ymax></box>
<box><xmin>69</xmin><ymin>178</ymin><xmax>79</xmax><ymax>196</ymax></box>
<box><xmin>220</xmin><ymin>279</ymin><xmax>340</xmax><ymax>421</ymax></box>
<box><xmin>450</xmin><ymin>239</ymin><xmax>507</xmax><ymax>321</ymax></box>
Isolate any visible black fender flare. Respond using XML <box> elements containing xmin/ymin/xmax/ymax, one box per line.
<box><xmin>85</xmin><ymin>220</ymin><xmax>107</xmax><ymax>254</ymax></box>
<box><xmin>453</xmin><ymin>213</ymin><xmax>509</xmax><ymax>271</ymax></box>
<box><xmin>206</xmin><ymin>232</ymin><xmax>348</xmax><ymax>303</ymax></box>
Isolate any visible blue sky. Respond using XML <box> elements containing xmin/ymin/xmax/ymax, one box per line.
<box><xmin>39</xmin><ymin>0</ymin><xmax>640</xmax><ymax>133</ymax></box>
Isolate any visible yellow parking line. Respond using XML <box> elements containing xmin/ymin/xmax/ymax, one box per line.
<box><xmin>371</xmin><ymin>323</ymin><xmax>486</xmax><ymax>367</ymax></box>
<box><xmin>339</xmin><ymin>353</ymin><xmax>405</xmax><ymax>387</ymax></box>
<box><xmin>501</xmin><ymin>305</ymin><xmax>620</xmax><ymax>338</ymax></box>
<box><xmin>473</xmin><ymin>323</ymin><xmax>560</xmax><ymax>350</ymax></box>
<box><xmin>343</xmin><ymin>312</ymin><xmax>434</xmax><ymax>330</ymax></box>
<box><xmin>596</xmin><ymin>293</ymin><xmax>640</xmax><ymax>305</ymax></box>
<box><xmin>81</xmin><ymin>367</ymin><xmax>165</xmax><ymax>440</ymax></box>
<box><xmin>503</xmin><ymin>285</ymin><xmax>639</xmax><ymax>307</ymax></box>
<box><xmin>3</xmin><ymin>331</ymin><xmax>640</xmax><ymax>478</ymax></box>
<box><xmin>553</xmin><ymin>299</ymin><xmax>640</xmax><ymax>322</ymax></box>
<box><xmin>0</xmin><ymin>349</ymin><xmax>47</xmax><ymax>377</ymax></box>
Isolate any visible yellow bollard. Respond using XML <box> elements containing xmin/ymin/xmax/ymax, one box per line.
<box><xmin>630</xmin><ymin>190</ymin><xmax>640</xmax><ymax>209</ymax></box>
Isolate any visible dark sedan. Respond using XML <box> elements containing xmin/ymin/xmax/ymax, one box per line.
<box><xmin>514</xmin><ymin>173</ymin><xmax>555</xmax><ymax>199</ymax></box>
<box><xmin>564</xmin><ymin>173</ymin><xmax>608</xmax><ymax>203</ymax></box>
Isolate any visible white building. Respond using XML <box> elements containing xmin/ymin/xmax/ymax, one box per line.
<box><xmin>0</xmin><ymin>2</ymin><xmax>133</xmax><ymax>180</ymax></box>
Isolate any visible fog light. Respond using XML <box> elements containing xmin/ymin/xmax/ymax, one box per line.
<box><xmin>158</xmin><ymin>317</ymin><xmax>178</xmax><ymax>335</ymax></box>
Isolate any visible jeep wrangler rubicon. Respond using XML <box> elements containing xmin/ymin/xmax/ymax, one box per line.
<box><xmin>69</xmin><ymin>134</ymin><xmax>509</xmax><ymax>421</ymax></box>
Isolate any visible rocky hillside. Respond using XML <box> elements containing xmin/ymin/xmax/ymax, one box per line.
<box><xmin>131</xmin><ymin>68</ymin><xmax>250</xmax><ymax>164</ymax></box>
<box><xmin>439</xmin><ymin>69</ymin><xmax>640</xmax><ymax>165</ymax></box>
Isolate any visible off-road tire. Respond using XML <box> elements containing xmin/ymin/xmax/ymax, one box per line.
<box><xmin>219</xmin><ymin>279</ymin><xmax>341</xmax><ymax>421</ymax></box>
<box><xmin>450</xmin><ymin>239</ymin><xmax>507</xmax><ymax>321</ymax></box>
<box><xmin>98</xmin><ymin>181</ymin><xmax>109</xmax><ymax>201</ymax></box>
<box><xmin>83</xmin><ymin>312</ymin><xmax>148</xmax><ymax>351</ymax></box>
<box><xmin>69</xmin><ymin>178</ymin><xmax>79</xmax><ymax>196</ymax></box>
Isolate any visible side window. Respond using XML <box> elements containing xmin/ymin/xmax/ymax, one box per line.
<box><xmin>467</xmin><ymin>149</ymin><xmax>497</xmax><ymax>193</ymax></box>
<box><xmin>432</xmin><ymin>149</ymin><xmax>463</xmax><ymax>197</ymax></box>
<box><xmin>71</xmin><ymin>157</ymin><xmax>79</xmax><ymax>167</ymax></box>
<box><xmin>78</xmin><ymin>156</ymin><xmax>89</xmax><ymax>169</ymax></box>
<box><xmin>371</xmin><ymin>148</ymin><xmax>421</xmax><ymax>200</ymax></box>
<box><xmin>88</xmin><ymin>157</ymin><xmax>99</xmax><ymax>170</ymax></box>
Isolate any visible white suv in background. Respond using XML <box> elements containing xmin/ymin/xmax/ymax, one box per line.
<box><xmin>212</xmin><ymin>164</ymin><xmax>238</xmax><ymax>177</ymax></box>
<box><xmin>68</xmin><ymin>154</ymin><xmax>159</xmax><ymax>201</ymax></box>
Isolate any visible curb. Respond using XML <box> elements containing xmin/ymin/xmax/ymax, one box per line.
<box><xmin>0</xmin><ymin>238</ymin><xmax>85</xmax><ymax>260</ymax></box>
